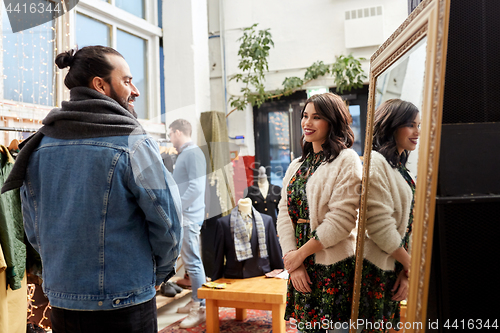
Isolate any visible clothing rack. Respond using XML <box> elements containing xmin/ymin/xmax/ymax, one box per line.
<box><xmin>157</xmin><ymin>138</ymin><xmax>171</xmax><ymax>147</ymax></box>
<box><xmin>157</xmin><ymin>138</ymin><xmax>171</xmax><ymax>143</ymax></box>
<box><xmin>0</xmin><ymin>126</ymin><xmax>38</xmax><ymax>133</ymax></box>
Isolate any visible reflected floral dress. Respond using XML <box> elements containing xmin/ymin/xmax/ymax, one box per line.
<box><xmin>358</xmin><ymin>164</ymin><xmax>415</xmax><ymax>332</ymax></box>
<box><xmin>284</xmin><ymin>151</ymin><xmax>355</xmax><ymax>332</ymax></box>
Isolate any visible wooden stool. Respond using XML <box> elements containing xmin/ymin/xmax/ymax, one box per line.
<box><xmin>198</xmin><ymin>276</ymin><xmax>287</xmax><ymax>333</ymax></box>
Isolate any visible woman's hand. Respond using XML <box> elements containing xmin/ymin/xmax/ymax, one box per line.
<box><xmin>283</xmin><ymin>238</ymin><xmax>324</xmax><ymax>273</ymax></box>
<box><xmin>391</xmin><ymin>247</ymin><xmax>411</xmax><ymax>271</ymax></box>
<box><xmin>289</xmin><ymin>264</ymin><xmax>312</xmax><ymax>293</ymax></box>
<box><xmin>283</xmin><ymin>249</ymin><xmax>304</xmax><ymax>273</ymax></box>
<box><xmin>391</xmin><ymin>270</ymin><xmax>409</xmax><ymax>301</ymax></box>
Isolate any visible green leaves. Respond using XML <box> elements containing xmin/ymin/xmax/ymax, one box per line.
<box><xmin>278</xmin><ymin>56</ymin><xmax>366</xmax><ymax>98</ymax></box>
<box><xmin>331</xmin><ymin>54</ymin><xmax>367</xmax><ymax>94</ymax></box>
<box><xmin>228</xmin><ymin>24</ymin><xmax>367</xmax><ymax>116</ymax></box>
<box><xmin>304</xmin><ymin>61</ymin><xmax>331</xmax><ymax>81</ymax></box>
<box><xmin>229</xmin><ymin>23</ymin><xmax>274</xmax><ymax>112</ymax></box>
<box><xmin>281</xmin><ymin>77</ymin><xmax>304</xmax><ymax>96</ymax></box>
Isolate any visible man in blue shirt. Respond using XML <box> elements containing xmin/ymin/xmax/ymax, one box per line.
<box><xmin>168</xmin><ymin>119</ymin><xmax>207</xmax><ymax>328</ymax></box>
<box><xmin>2</xmin><ymin>46</ymin><xmax>182</xmax><ymax>333</ymax></box>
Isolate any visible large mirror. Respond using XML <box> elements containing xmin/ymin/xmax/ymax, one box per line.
<box><xmin>351</xmin><ymin>0</ymin><xmax>450</xmax><ymax>332</ymax></box>
<box><xmin>374</xmin><ymin>37</ymin><xmax>427</xmax><ymax>176</ymax></box>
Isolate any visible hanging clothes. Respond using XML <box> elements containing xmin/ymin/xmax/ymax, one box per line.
<box><xmin>244</xmin><ymin>183</ymin><xmax>281</xmax><ymax>229</ymax></box>
<box><xmin>0</xmin><ymin>145</ymin><xmax>27</xmax><ymax>333</ymax></box>
<box><xmin>199</xmin><ymin>111</ymin><xmax>235</xmax><ymax>216</ymax></box>
<box><xmin>0</xmin><ymin>145</ymin><xmax>25</xmax><ymax>290</ymax></box>
<box><xmin>0</xmin><ymin>220</ymin><xmax>27</xmax><ymax>333</ymax></box>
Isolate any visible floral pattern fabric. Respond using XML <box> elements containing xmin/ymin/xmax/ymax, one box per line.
<box><xmin>358</xmin><ymin>163</ymin><xmax>416</xmax><ymax>333</ymax></box>
<box><xmin>284</xmin><ymin>151</ymin><xmax>355</xmax><ymax>332</ymax></box>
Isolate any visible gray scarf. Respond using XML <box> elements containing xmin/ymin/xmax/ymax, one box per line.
<box><xmin>1</xmin><ymin>87</ymin><xmax>146</xmax><ymax>193</ymax></box>
<box><xmin>230</xmin><ymin>206</ymin><xmax>268</xmax><ymax>262</ymax></box>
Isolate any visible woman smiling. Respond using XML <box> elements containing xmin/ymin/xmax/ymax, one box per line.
<box><xmin>277</xmin><ymin>93</ymin><xmax>362</xmax><ymax>333</ymax></box>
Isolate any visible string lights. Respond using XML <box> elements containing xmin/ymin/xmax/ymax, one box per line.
<box><xmin>26</xmin><ymin>284</ymin><xmax>37</xmax><ymax>321</ymax></box>
<box><xmin>27</xmin><ymin>283</ymin><xmax>52</xmax><ymax>330</ymax></box>
<box><xmin>1</xmin><ymin>8</ymin><xmax>60</xmax><ymax>144</ymax></box>
<box><xmin>3</xmin><ymin>11</ymin><xmax>55</xmax><ymax>106</ymax></box>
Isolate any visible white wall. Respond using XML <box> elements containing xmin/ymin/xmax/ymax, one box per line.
<box><xmin>223</xmin><ymin>0</ymin><xmax>408</xmax><ymax>89</ymax></box>
<box><xmin>163</xmin><ymin>0</ymin><xmax>211</xmax><ymax>144</ymax></box>
<box><xmin>207</xmin><ymin>0</ymin><xmax>223</xmax><ymax>113</ymax></box>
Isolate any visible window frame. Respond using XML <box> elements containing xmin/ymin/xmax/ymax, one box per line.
<box><xmin>75</xmin><ymin>0</ymin><xmax>162</xmax><ymax>121</ymax></box>
<box><xmin>1</xmin><ymin>0</ymin><xmax>162</xmax><ymax>128</ymax></box>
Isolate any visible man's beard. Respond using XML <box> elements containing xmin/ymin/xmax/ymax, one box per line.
<box><xmin>109</xmin><ymin>84</ymin><xmax>138</xmax><ymax>118</ymax></box>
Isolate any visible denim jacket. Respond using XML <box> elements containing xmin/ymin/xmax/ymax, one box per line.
<box><xmin>22</xmin><ymin>134</ymin><xmax>182</xmax><ymax>310</ymax></box>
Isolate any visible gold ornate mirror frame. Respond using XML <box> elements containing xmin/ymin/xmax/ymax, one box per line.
<box><xmin>350</xmin><ymin>0</ymin><xmax>450</xmax><ymax>332</ymax></box>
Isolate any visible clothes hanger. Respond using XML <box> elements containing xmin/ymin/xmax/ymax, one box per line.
<box><xmin>8</xmin><ymin>138</ymin><xmax>20</xmax><ymax>151</ymax></box>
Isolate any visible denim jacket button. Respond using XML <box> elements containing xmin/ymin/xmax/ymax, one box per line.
<box><xmin>115</xmin><ymin>300</ymin><xmax>120</xmax><ymax>304</ymax></box>
<box><xmin>98</xmin><ymin>301</ymin><xmax>103</xmax><ymax>306</ymax></box>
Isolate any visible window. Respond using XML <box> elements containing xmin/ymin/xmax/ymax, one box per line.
<box><xmin>116</xmin><ymin>30</ymin><xmax>147</xmax><ymax>119</ymax></box>
<box><xmin>268</xmin><ymin>111</ymin><xmax>291</xmax><ymax>186</ymax></box>
<box><xmin>115</xmin><ymin>0</ymin><xmax>145</xmax><ymax>19</ymax></box>
<box><xmin>0</xmin><ymin>0</ymin><xmax>161</xmax><ymax>136</ymax></box>
<box><xmin>349</xmin><ymin>105</ymin><xmax>362</xmax><ymax>155</ymax></box>
<box><xmin>96</xmin><ymin>0</ymin><xmax>145</xmax><ymax>19</ymax></box>
<box><xmin>75</xmin><ymin>0</ymin><xmax>161</xmax><ymax>121</ymax></box>
<box><xmin>76</xmin><ymin>13</ymin><xmax>110</xmax><ymax>48</ymax></box>
<box><xmin>2</xmin><ymin>9</ymin><xmax>55</xmax><ymax>106</ymax></box>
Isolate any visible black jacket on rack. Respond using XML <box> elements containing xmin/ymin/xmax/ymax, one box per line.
<box><xmin>212</xmin><ymin>213</ymin><xmax>283</xmax><ymax>281</ymax></box>
<box><xmin>160</xmin><ymin>152</ymin><xmax>176</xmax><ymax>173</ymax></box>
<box><xmin>244</xmin><ymin>184</ymin><xmax>281</xmax><ymax>229</ymax></box>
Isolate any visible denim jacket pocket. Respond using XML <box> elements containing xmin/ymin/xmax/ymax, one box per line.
<box><xmin>112</xmin><ymin>293</ymin><xmax>135</xmax><ymax>308</ymax></box>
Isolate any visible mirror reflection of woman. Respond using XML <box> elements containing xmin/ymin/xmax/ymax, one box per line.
<box><xmin>277</xmin><ymin>93</ymin><xmax>362</xmax><ymax>333</ymax></box>
<box><xmin>359</xmin><ymin>99</ymin><xmax>420</xmax><ymax>332</ymax></box>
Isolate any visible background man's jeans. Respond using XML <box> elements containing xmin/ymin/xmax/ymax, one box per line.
<box><xmin>181</xmin><ymin>219</ymin><xmax>206</xmax><ymax>305</ymax></box>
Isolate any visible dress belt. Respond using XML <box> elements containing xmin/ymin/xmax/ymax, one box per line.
<box><xmin>297</xmin><ymin>218</ymin><xmax>310</xmax><ymax>224</ymax></box>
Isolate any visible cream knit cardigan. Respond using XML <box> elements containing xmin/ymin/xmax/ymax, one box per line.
<box><xmin>363</xmin><ymin>151</ymin><xmax>413</xmax><ymax>271</ymax></box>
<box><xmin>276</xmin><ymin>148</ymin><xmax>362</xmax><ymax>266</ymax></box>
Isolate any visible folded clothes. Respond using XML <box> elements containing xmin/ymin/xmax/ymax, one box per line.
<box><xmin>202</xmin><ymin>282</ymin><xmax>228</xmax><ymax>289</ymax></box>
<box><xmin>265</xmin><ymin>269</ymin><xmax>284</xmax><ymax>278</ymax></box>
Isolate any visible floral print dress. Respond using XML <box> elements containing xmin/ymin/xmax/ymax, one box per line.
<box><xmin>284</xmin><ymin>151</ymin><xmax>355</xmax><ymax>332</ymax></box>
<box><xmin>358</xmin><ymin>164</ymin><xmax>416</xmax><ymax>332</ymax></box>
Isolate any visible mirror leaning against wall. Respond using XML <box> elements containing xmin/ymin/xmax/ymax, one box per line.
<box><xmin>350</xmin><ymin>0</ymin><xmax>451</xmax><ymax>332</ymax></box>
<box><xmin>357</xmin><ymin>37</ymin><xmax>426</xmax><ymax>333</ymax></box>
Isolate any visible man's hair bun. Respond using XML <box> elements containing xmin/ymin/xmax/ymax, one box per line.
<box><xmin>55</xmin><ymin>49</ymin><xmax>76</xmax><ymax>69</ymax></box>
<box><xmin>56</xmin><ymin>45</ymin><xmax>123</xmax><ymax>89</ymax></box>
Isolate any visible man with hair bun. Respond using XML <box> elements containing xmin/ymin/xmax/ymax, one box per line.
<box><xmin>1</xmin><ymin>45</ymin><xmax>182</xmax><ymax>333</ymax></box>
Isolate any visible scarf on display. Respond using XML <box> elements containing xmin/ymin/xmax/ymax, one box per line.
<box><xmin>230</xmin><ymin>206</ymin><xmax>268</xmax><ymax>262</ymax></box>
<box><xmin>1</xmin><ymin>87</ymin><xmax>146</xmax><ymax>193</ymax></box>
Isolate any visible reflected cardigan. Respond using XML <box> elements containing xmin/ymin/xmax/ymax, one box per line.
<box><xmin>363</xmin><ymin>151</ymin><xmax>413</xmax><ymax>271</ymax></box>
<box><xmin>276</xmin><ymin>149</ymin><xmax>362</xmax><ymax>266</ymax></box>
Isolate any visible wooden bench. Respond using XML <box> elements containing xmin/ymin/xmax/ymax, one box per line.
<box><xmin>197</xmin><ymin>276</ymin><xmax>287</xmax><ymax>333</ymax></box>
